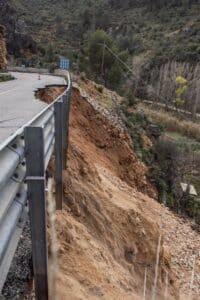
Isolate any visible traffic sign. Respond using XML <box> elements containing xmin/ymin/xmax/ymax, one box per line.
<box><xmin>59</xmin><ymin>58</ymin><xmax>70</xmax><ymax>70</ymax></box>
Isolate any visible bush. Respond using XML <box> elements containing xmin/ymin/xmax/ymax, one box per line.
<box><xmin>95</xmin><ymin>85</ymin><xmax>104</xmax><ymax>93</ymax></box>
<box><xmin>126</xmin><ymin>90</ymin><xmax>137</xmax><ymax>107</ymax></box>
<box><xmin>48</xmin><ymin>63</ymin><xmax>57</xmax><ymax>73</ymax></box>
<box><xmin>0</xmin><ymin>74</ymin><xmax>15</xmax><ymax>82</ymax></box>
<box><xmin>84</xmin><ymin>30</ymin><xmax>129</xmax><ymax>89</ymax></box>
<box><xmin>80</xmin><ymin>72</ymin><xmax>87</xmax><ymax>81</ymax></box>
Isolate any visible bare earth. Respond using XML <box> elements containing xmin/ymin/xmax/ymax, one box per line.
<box><xmin>44</xmin><ymin>81</ymin><xmax>200</xmax><ymax>300</ymax></box>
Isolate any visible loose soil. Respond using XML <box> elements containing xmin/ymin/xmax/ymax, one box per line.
<box><xmin>43</xmin><ymin>81</ymin><xmax>200</xmax><ymax>300</ymax></box>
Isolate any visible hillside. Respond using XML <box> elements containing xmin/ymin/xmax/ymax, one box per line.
<box><xmin>45</xmin><ymin>79</ymin><xmax>200</xmax><ymax>300</ymax></box>
<box><xmin>0</xmin><ymin>0</ymin><xmax>37</xmax><ymax>57</ymax></box>
<box><xmin>4</xmin><ymin>0</ymin><xmax>199</xmax><ymax>113</ymax></box>
<box><xmin>9</xmin><ymin>0</ymin><xmax>199</xmax><ymax>64</ymax></box>
<box><xmin>0</xmin><ymin>1</ymin><xmax>200</xmax><ymax>298</ymax></box>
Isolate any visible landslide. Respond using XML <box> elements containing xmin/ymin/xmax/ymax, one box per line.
<box><xmin>54</xmin><ymin>87</ymin><xmax>177</xmax><ymax>300</ymax></box>
<box><xmin>41</xmin><ymin>81</ymin><xmax>200</xmax><ymax>299</ymax></box>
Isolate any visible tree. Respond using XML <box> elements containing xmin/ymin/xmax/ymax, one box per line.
<box><xmin>44</xmin><ymin>43</ymin><xmax>56</xmax><ymax>63</ymax></box>
<box><xmin>192</xmin><ymin>79</ymin><xmax>200</xmax><ymax>121</ymax></box>
<box><xmin>87</xmin><ymin>30</ymin><xmax>115</xmax><ymax>75</ymax></box>
<box><xmin>175</xmin><ymin>75</ymin><xmax>188</xmax><ymax>108</ymax></box>
<box><xmin>86</xmin><ymin>30</ymin><xmax>128</xmax><ymax>89</ymax></box>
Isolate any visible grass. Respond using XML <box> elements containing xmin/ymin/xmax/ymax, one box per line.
<box><xmin>140</xmin><ymin>105</ymin><xmax>200</xmax><ymax>142</ymax></box>
<box><xmin>0</xmin><ymin>74</ymin><xmax>15</xmax><ymax>82</ymax></box>
<box><xmin>166</xmin><ymin>132</ymin><xmax>200</xmax><ymax>152</ymax></box>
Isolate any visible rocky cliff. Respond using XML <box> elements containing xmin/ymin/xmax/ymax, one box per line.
<box><xmin>0</xmin><ymin>25</ymin><xmax>7</xmax><ymax>69</ymax></box>
<box><xmin>0</xmin><ymin>0</ymin><xmax>37</xmax><ymax>57</ymax></box>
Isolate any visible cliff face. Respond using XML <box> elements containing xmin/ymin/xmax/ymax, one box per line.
<box><xmin>0</xmin><ymin>0</ymin><xmax>37</xmax><ymax>57</ymax></box>
<box><xmin>0</xmin><ymin>25</ymin><xmax>7</xmax><ymax>69</ymax></box>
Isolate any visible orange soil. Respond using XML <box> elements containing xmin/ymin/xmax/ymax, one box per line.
<box><xmin>36</xmin><ymin>86</ymin><xmax>66</xmax><ymax>104</ymax></box>
<box><xmin>42</xmin><ymin>83</ymin><xmax>199</xmax><ymax>300</ymax></box>
<box><xmin>53</xmin><ymin>88</ymin><xmax>179</xmax><ymax>300</ymax></box>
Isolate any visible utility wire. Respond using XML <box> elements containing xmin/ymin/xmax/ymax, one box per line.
<box><xmin>100</xmin><ymin>43</ymin><xmax>135</xmax><ymax>76</ymax></box>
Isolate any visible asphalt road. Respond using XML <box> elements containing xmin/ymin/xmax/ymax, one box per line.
<box><xmin>0</xmin><ymin>72</ymin><xmax>65</xmax><ymax>144</ymax></box>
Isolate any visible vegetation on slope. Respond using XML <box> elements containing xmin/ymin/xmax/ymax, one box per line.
<box><xmin>9</xmin><ymin>0</ymin><xmax>199</xmax><ymax>65</ymax></box>
<box><xmin>0</xmin><ymin>0</ymin><xmax>37</xmax><ymax>57</ymax></box>
<box><xmin>121</xmin><ymin>98</ymin><xmax>200</xmax><ymax>227</ymax></box>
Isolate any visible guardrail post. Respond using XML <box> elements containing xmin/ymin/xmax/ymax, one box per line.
<box><xmin>54</xmin><ymin>101</ymin><xmax>63</xmax><ymax>210</ymax></box>
<box><xmin>62</xmin><ymin>94</ymin><xmax>68</xmax><ymax>170</ymax></box>
<box><xmin>66</xmin><ymin>92</ymin><xmax>71</xmax><ymax>152</ymax></box>
<box><xmin>24</xmin><ymin>126</ymin><xmax>49</xmax><ymax>300</ymax></box>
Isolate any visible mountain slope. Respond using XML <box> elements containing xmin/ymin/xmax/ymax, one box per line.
<box><xmin>0</xmin><ymin>0</ymin><xmax>37</xmax><ymax>57</ymax></box>
<box><xmin>12</xmin><ymin>0</ymin><xmax>200</xmax><ymax>64</ymax></box>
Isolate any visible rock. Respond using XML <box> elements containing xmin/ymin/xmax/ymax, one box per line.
<box><xmin>0</xmin><ymin>25</ymin><xmax>7</xmax><ymax>70</ymax></box>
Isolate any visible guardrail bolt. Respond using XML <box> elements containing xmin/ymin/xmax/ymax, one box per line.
<box><xmin>12</xmin><ymin>143</ymin><xmax>17</xmax><ymax>149</ymax></box>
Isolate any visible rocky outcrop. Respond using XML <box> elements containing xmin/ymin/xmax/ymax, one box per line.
<box><xmin>0</xmin><ymin>0</ymin><xmax>37</xmax><ymax>56</ymax></box>
<box><xmin>0</xmin><ymin>25</ymin><xmax>7</xmax><ymax>69</ymax></box>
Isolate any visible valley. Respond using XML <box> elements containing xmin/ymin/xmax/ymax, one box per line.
<box><xmin>0</xmin><ymin>0</ymin><xmax>199</xmax><ymax>299</ymax></box>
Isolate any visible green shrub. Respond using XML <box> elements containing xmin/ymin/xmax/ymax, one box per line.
<box><xmin>95</xmin><ymin>85</ymin><xmax>104</xmax><ymax>93</ymax></box>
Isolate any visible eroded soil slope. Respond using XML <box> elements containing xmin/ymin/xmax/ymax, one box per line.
<box><xmin>44</xmin><ymin>81</ymin><xmax>200</xmax><ymax>300</ymax></box>
<box><xmin>50</xmin><ymin>87</ymin><xmax>179</xmax><ymax>300</ymax></box>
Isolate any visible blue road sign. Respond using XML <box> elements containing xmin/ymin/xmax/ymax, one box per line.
<box><xmin>59</xmin><ymin>58</ymin><xmax>70</xmax><ymax>70</ymax></box>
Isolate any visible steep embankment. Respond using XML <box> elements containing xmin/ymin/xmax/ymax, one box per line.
<box><xmin>0</xmin><ymin>25</ymin><xmax>7</xmax><ymax>69</ymax></box>
<box><xmin>41</xmin><ymin>80</ymin><xmax>200</xmax><ymax>300</ymax></box>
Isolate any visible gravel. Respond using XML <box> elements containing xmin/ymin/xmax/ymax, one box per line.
<box><xmin>2</xmin><ymin>219</ymin><xmax>33</xmax><ymax>300</ymax></box>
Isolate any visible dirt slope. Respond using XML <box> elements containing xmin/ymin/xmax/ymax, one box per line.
<box><xmin>52</xmin><ymin>88</ymin><xmax>175</xmax><ymax>300</ymax></box>
<box><xmin>41</xmin><ymin>81</ymin><xmax>199</xmax><ymax>300</ymax></box>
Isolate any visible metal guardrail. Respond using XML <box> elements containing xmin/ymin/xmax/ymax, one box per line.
<box><xmin>0</xmin><ymin>71</ymin><xmax>72</xmax><ymax>299</ymax></box>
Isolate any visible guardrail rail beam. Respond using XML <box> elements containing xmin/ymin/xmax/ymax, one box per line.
<box><xmin>54</xmin><ymin>101</ymin><xmax>63</xmax><ymax>210</ymax></box>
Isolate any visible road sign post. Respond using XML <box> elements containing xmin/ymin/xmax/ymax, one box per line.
<box><xmin>59</xmin><ymin>58</ymin><xmax>70</xmax><ymax>70</ymax></box>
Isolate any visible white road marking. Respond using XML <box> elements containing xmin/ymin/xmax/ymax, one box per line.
<box><xmin>0</xmin><ymin>87</ymin><xmax>20</xmax><ymax>96</ymax></box>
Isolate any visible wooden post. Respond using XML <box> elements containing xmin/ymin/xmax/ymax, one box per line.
<box><xmin>24</xmin><ymin>126</ymin><xmax>48</xmax><ymax>300</ymax></box>
<box><xmin>54</xmin><ymin>101</ymin><xmax>63</xmax><ymax>210</ymax></box>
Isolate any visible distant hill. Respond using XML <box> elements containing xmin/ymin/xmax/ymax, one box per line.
<box><xmin>10</xmin><ymin>0</ymin><xmax>199</xmax><ymax>65</ymax></box>
<box><xmin>1</xmin><ymin>0</ymin><xmax>199</xmax><ymax>111</ymax></box>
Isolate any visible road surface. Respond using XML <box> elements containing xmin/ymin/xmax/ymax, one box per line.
<box><xmin>0</xmin><ymin>72</ymin><xmax>66</xmax><ymax>144</ymax></box>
